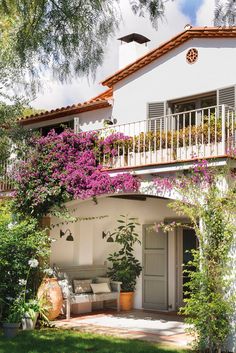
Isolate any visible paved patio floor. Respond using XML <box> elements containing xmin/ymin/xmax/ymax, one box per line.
<box><xmin>54</xmin><ymin>310</ymin><xmax>193</xmax><ymax>348</ymax></box>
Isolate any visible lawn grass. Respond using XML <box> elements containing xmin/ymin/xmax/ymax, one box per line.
<box><xmin>0</xmin><ymin>329</ymin><xmax>188</xmax><ymax>353</ymax></box>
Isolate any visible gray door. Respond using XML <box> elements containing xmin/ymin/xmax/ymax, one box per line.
<box><xmin>143</xmin><ymin>225</ymin><xmax>168</xmax><ymax>310</ymax></box>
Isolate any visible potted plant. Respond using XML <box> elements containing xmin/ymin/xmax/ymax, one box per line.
<box><xmin>103</xmin><ymin>215</ymin><xmax>142</xmax><ymax>310</ymax></box>
<box><xmin>21</xmin><ymin>299</ymin><xmax>40</xmax><ymax>330</ymax></box>
<box><xmin>2</xmin><ymin>301</ymin><xmax>23</xmax><ymax>338</ymax></box>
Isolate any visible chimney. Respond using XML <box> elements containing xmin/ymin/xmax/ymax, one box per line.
<box><xmin>118</xmin><ymin>33</ymin><xmax>150</xmax><ymax>70</ymax></box>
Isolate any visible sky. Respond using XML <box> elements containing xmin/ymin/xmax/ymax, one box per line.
<box><xmin>32</xmin><ymin>0</ymin><xmax>216</xmax><ymax>110</ymax></box>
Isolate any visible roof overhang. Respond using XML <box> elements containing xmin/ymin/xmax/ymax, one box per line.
<box><xmin>102</xmin><ymin>27</ymin><xmax>236</xmax><ymax>88</ymax></box>
<box><xmin>20</xmin><ymin>100</ymin><xmax>111</xmax><ymax>126</ymax></box>
<box><xmin>19</xmin><ymin>88</ymin><xmax>113</xmax><ymax>126</ymax></box>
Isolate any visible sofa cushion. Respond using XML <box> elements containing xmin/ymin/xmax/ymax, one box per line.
<box><xmin>90</xmin><ymin>282</ymin><xmax>111</xmax><ymax>294</ymax></box>
<box><xmin>73</xmin><ymin>279</ymin><xmax>92</xmax><ymax>294</ymax></box>
<box><xmin>95</xmin><ymin>277</ymin><xmax>111</xmax><ymax>290</ymax></box>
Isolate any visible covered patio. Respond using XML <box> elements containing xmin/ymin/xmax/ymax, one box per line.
<box><xmin>54</xmin><ymin>309</ymin><xmax>193</xmax><ymax>347</ymax></box>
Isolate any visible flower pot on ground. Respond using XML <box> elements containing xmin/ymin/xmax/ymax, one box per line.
<box><xmin>2</xmin><ymin>304</ymin><xmax>22</xmax><ymax>339</ymax></box>
<box><xmin>120</xmin><ymin>292</ymin><xmax>134</xmax><ymax>311</ymax></box>
<box><xmin>20</xmin><ymin>297</ymin><xmax>42</xmax><ymax>330</ymax></box>
<box><xmin>2</xmin><ymin>323</ymin><xmax>20</xmax><ymax>339</ymax></box>
<box><xmin>103</xmin><ymin>215</ymin><xmax>142</xmax><ymax>311</ymax></box>
<box><xmin>37</xmin><ymin>278</ymin><xmax>63</xmax><ymax>320</ymax></box>
<box><xmin>22</xmin><ymin>312</ymin><xmax>38</xmax><ymax>330</ymax></box>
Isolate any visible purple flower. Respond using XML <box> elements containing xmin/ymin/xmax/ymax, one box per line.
<box><xmin>14</xmin><ymin>129</ymin><xmax>138</xmax><ymax>217</ymax></box>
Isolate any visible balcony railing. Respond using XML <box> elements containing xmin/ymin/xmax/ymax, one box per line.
<box><xmin>99</xmin><ymin>105</ymin><xmax>236</xmax><ymax>169</ymax></box>
<box><xmin>0</xmin><ymin>104</ymin><xmax>235</xmax><ymax>193</ymax></box>
<box><xmin>0</xmin><ymin>160</ymin><xmax>15</xmax><ymax>194</ymax></box>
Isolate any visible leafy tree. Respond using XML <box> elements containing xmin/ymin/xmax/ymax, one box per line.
<box><xmin>214</xmin><ymin>0</ymin><xmax>236</xmax><ymax>26</ymax></box>
<box><xmin>0</xmin><ymin>95</ymin><xmax>41</xmax><ymax>164</ymax></box>
<box><xmin>130</xmin><ymin>0</ymin><xmax>171</xmax><ymax>28</ymax></box>
<box><xmin>0</xmin><ymin>0</ymin><xmax>170</xmax><ymax>166</ymax></box>
<box><xmin>0</xmin><ymin>0</ymin><xmax>170</xmax><ymax>85</ymax></box>
<box><xmin>0</xmin><ymin>201</ymin><xmax>50</xmax><ymax>320</ymax></box>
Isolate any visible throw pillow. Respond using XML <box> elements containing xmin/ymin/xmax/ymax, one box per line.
<box><xmin>73</xmin><ymin>279</ymin><xmax>92</xmax><ymax>294</ymax></box>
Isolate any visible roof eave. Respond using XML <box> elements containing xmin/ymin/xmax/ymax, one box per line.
<box><xmin>20</xmin><ymin>101</ymin><xmax>111</xmax><ymax>126</ymax></box>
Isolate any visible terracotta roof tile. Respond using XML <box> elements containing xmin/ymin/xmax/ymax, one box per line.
<box><xmin>19</xmin><ymin>88</ymin><xmax>113</xmax><ymax>125</ymax></box>
<box><xmin>102</xmin><ymin>26</ymin><xmax>236</xmax><ymax>88</ymax></box>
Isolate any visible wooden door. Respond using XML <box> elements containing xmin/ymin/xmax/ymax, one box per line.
<box><xmin>142</xmin><ymin>225</ymin><xmax>168</xmax><ymax>310</ymax></box>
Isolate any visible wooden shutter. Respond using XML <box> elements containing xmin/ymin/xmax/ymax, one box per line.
<box><xmin>147</xmin><ymin>102</ymin><xmax>166</xmax><ymax>131</ymax></box>
<box><xmin>218</xmin><ymin>86</ymin><xmax>235</xmax><ymax>109</ymax></box>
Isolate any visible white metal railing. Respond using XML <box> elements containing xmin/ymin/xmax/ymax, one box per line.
<box><xmin>98</xmin><ymin>105</ymin><xmax>236</xmax><ymax>168</ymax></box>
<box><xmin>0</xmin><ymin>159</ymin><xmax>15</xmax><ymax>193</ymax></box>
<box><xmin>1</xmin><ymin>104</ymin><xmax>235</xmax><ymax>193</ymax></box>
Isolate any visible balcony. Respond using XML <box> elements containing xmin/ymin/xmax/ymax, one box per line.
<box><xmin>0</xmin><ymin>105</ymin><xmax>235</xmax><ymax>194</ymax></box>
<box><xmin>99</xmin><ymin>105</ymin><xmax>236</xmax><ymax>169</ymax></box>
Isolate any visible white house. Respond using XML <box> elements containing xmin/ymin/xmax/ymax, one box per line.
<box><xmin>2</xmin><ymin>26</ymin><xmax>236</xmax><ymax>349</ymax></box>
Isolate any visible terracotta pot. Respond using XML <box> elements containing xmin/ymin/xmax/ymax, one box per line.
<box><xmin>120</xmin><ymin>292</ymin><xmax>134</xmax><ymax>311</ymax></box>
<box><xmin>37</xmin><ymin>278</ymin><xmax>63</xmax><ymax>321</ymax></box>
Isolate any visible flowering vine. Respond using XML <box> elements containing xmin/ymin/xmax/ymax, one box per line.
<box><xmin>13</xmin><ymin>130</ymin><xmax>139</xmax><ymax>218</ymax></box>
<box><xmin>154</xmin><ymin>160</ymin><xmax>236</xmax><ymax>352</ymax></box>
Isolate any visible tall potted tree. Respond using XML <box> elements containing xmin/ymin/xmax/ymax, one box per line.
<box><xmin>103</xmin><ymin>215</ymin><xmax>142</xmax><ymax>310</ymax></box>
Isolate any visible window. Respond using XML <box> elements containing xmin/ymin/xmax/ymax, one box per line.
<box><xmin>41</xmin><ymin>120</ymin><xmax>74</xmax><ymax>136</ymax></box>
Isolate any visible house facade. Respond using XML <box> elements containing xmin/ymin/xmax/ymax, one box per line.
<box><xmin>1</xmin><ymin>26</ymin><xmax>236</xmax><ymax>349</ymax></box>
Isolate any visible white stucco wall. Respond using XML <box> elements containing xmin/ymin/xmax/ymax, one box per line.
<box><xmin>112</xmin><ymin>38</ymin><xmax>236</xmax><ymax>124</ymax></box>
<box><xmin>50</xmin><ymin>196</ymin><xmax>177</xmax><ymax>310</ymax></box>
<box><xmin>27</xmin><ymin>38</ymin><xmax>236</xmax><ymax>132</ymax></box>
<box><xmin>25</xmin><ymin>107</ymin><xmax>113</xmax><ymax>131</ymax></box>
<box><xmin>78</xmin><ymin>107</ymin><xmax>113</xmax><ymax>131</ymax></box>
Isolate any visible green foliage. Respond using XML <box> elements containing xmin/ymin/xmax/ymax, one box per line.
<box><xmin>0</xmin><ymin>1</ymin><xmax>169</xmax><ymax>85</ymax></box>
<box><xmin>214</xmin><ymin>0</ymin><xmax>236</xmax><ymax>26</ymax></box>
<box><xmin>0</xmin><ymin>93</ymin><xmax>39</xmax><ymax>164</ymax></box>
<box><xmin>0</xmin><ymin>201</ymin><xmax>51</xmax><ymax>321</ymax></box>
<box><xmin>130</xmin><ymin>0</ymin><xmax>172</xmax><ymax>28</ymax></box>
<box><xmin>181</xmin><ymin>251</ymin><xmax>233</xmax><ymax>353</ymax></box>
<box><xmin>0</xmin><ymin>0</ymin><xmax>119</xmax><ymax>83</ymax></box>
<box><xmin>103</xmin><ymin>215</ymin><xmax>142</xmax><ymax>292</ymax></box>
<box><xmin>169</xmin><ymin>168</ymin><xmax>236</xmax><ymax>352</ymax></box>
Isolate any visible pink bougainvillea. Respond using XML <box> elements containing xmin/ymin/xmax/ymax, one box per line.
<box><xmin>154</xmin><ymin>159</ymin><xmax>214</xmax><ymax>196</ymax></box>
<box><xmin>13</xmin><ymin>130</ymin><xmax>139</xmax><ymax>218</ymax></box>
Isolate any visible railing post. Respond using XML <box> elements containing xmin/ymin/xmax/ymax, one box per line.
<box><xmin>221</xmin><ymin>104</ymin><xmax>226</xmax><ymax>154</ymax></box>
<box><xmin>74</xmin><ymin>117</ymin><xmax>80</xmax><ymax>134</ymax></box>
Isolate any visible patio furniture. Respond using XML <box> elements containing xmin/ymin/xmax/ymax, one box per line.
<box><xmin>58</xmin><ymin>264</ymin><xmax>121</xmax><ymax>319</ymax></box>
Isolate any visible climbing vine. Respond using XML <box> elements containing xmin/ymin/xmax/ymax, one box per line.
<box><xmin>155</xmin><ymin>160</ymin><xmax>236</xmax><ymax>352</ymax></box>
<box><xmin>13</xmin><ymin>130</ymin><xmax>139</xmax><ymax>219</ymax></box>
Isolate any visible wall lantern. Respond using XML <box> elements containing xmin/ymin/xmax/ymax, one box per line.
<box><xmin>60</xmin><ymin>229</ymin><xmax>74</xmax><ymax>241</ymax></box>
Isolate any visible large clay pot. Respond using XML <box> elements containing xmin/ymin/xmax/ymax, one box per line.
<box><xmin>37</xmin><ymin>278</ymin><xmax>63</xmax><ymax>320</ymax></box>
<box><xmin>120</xmin><ymin>292</ymin><xmax>134</xmax><ymax>311</ymax></box>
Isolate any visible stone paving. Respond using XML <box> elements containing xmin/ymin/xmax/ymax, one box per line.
<box><xmin>54</xmin><ymin>310</ymin><xmax>194</xmax><ymax>348</ymax></box>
